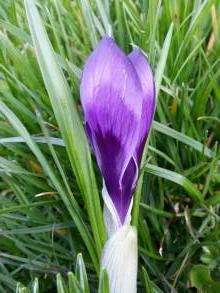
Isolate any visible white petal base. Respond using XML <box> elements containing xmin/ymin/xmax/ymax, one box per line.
<box><xmin>101</xmin><ymin>183</ymin><xmax>138</xmax><ymax>292</ymax></box>
<box><xmin>101</xmin><ymin>225</ymin><xmax>137</xmax><ymax>293</ymax></box>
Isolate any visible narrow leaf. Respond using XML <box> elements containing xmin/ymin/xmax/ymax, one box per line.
<box><xmin>24</xmin><ymin>0</ymin><xmax>106</xmax><ymax>258</ymax></box>
<box><xmin>145</xmin><ymin>163</ymin><xmax>203</xmax><ymax>202</ymax></box>
<box><xmin>98</xmin><ymin>269</ymin><xmax>109</xmax><ymax>293</ymax></box>
<box><xmin>75</xmin><ymin>254</ymin><xmax>90</xmax><ymax>293</ymax></box>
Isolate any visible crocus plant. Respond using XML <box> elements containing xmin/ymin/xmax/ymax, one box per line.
<box><xmin>80</xmin><ymin>36</ymin><xmax>155</xmax><ymax>293</ymax></box>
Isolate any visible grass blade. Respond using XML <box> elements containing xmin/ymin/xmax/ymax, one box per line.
<box><xmin>98</xmin><ymin>269</ymin><xmax>109</xmax><ymax>293</ymax></box>
<box><xmin>153</xmin><ymin>121</ymin><xmax>213</xmax><ymax>158</ymax></box>
<box><xmin>75</xmin><ymin>254</ymin><xmax>89</xmax><ymax>293</ymax></box>
<box><xmin>132</xmin><ymin>23</ymin><xmax>174</xmax><ymax>226</ymax></box>
<box><xmin>145</xmin><ymin>163</ymin><xmax>203</xmax><ymax>202</ymax></box>
<box><xmin>24</xmin><ymin>0</ymin><xmax>106</xmax><ymax>259</ymax></box>
<box><xmin>155</xmin><ymin>23</ymin><xmax>174</xmax><ymax>99</ymax></box>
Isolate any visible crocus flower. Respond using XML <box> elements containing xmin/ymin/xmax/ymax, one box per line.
<box><xmin>80</xmin><ymin>36</ymin><xmax>155</xmax><ymax>293</ymax></box>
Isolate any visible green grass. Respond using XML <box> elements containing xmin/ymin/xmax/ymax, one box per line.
<box><xmin>0</xmin><ymin>0</ymin><xmax>219</xmax><ymax>292</ymax></box>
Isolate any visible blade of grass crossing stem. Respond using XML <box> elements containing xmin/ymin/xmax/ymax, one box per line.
<box><xmin>145</xmin><ymin>163</ymin><xmax>203</xmax><ymax>202</ymax></box>
<box><xmin>132</xmin><ymin>23</ymin><xmax>173</xmax><ymax>226</ymax></box>
<box><xmin>0</xmin><ymin>101</ymin><xmax>99</xmax><ymax>271</ymax></box>
<box><xmin>24</xmin><ymin>0</ymin><xmax>106</xmax><ymax>255</ymax></box>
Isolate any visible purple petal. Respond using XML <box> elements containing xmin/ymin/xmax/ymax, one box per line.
<box><xmin>128</xmin><ymin>48</ymin><xmax>155</xmax><ymax>163</ymax></box>
<box><xmin>80</xmin><ymin>37</ymin><xmax>144</xmax><ymax>223</ymax></box>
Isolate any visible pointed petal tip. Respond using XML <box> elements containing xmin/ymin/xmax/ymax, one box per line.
<box><xmin>128</xmin><ymin>46</ymin><xmax>155</xmax><ymax>104</ymax></box>
<box><xmin>128</xmin><ymin>47</ymin><xmax>155</xmax><ymax>162</ymax></box>
<box><xmin>129</xmin><ymin>46</ymin><xmax>142</xmax><ymax>56</ymax></box>
<box><xmin>96</xmin><ymin>35</ymin><xmax>115</xmax><ymax>47</ymax></box>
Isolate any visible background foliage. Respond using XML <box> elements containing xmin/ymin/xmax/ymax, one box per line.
<box><xmin>0</xmin><ymin>0</ymin><xmax>219</xmax><ymax>292</ymax></box>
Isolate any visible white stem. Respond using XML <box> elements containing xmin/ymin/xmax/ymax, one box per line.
<box><xmin>101</xmin><ymin>185</ymin><xmax>138</xmax><ymax>293</ymax></box>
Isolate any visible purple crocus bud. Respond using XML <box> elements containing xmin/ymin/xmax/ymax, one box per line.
<box><xmin>80</xmin><ymin>36</ymin><xmax>155</xmax><ymax>293</ymax></box>
<box><xmin>80</xmin><ymin>36</ymin><xmax>155</xmax><ymax>226</ymax></box>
